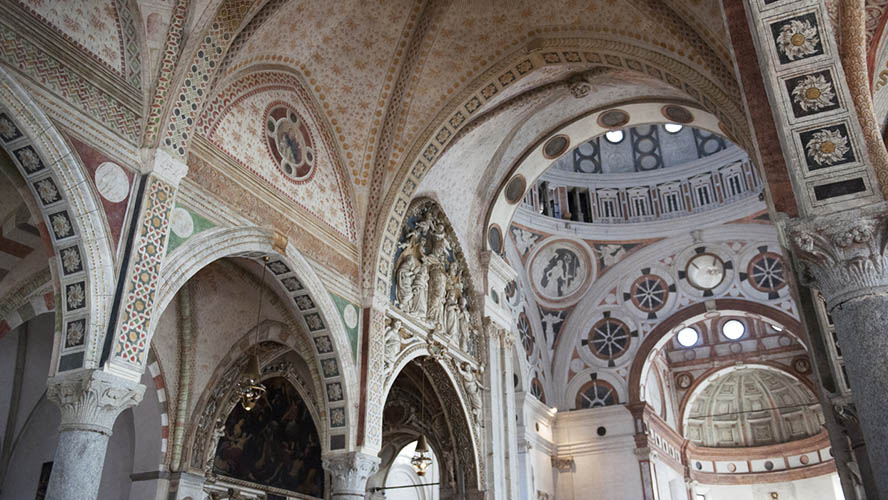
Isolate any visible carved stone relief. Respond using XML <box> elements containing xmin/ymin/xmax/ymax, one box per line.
<box><xmin>392</xmin><ymin>200</ymin><xmax>481</xmax><ymax>359</ymax></box>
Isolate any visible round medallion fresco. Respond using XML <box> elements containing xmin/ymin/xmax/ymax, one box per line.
<box><xmin>265</xmin><ymin>104</ymin><xmax>316</xmax><ymax>182</ymax></box>
<box><xmin>528</xmin><ymin>239</ymin><xmax>593</xmax><ymax>305</ymax></box>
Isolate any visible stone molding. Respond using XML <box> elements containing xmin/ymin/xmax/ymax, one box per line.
<box><xmin>322</xmin><ymin>452</ymin><xmax>381</xmax><ymax>496</ymax></box>
<box><xmin>783</xmin><ymin>202</ymin><xmax>888</xmax><ymax>309</ymax></box>
<box><xmin>46</xmin><ymin>369</ymin><xmax>145</xmax><ymax>435</ymax></box>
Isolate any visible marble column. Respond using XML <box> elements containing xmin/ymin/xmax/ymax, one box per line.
<box><xmin>785</xmin><ymin>204</ymin><xmax>888</xmax><ymax>495</ymax></box>
<box><xmin>322</xmin><ymin>451</ymin><xmax>380</xmax><ymax>500</ymax></box>
<box><xmin>44</xmin><ymin>369</ymin><xmax>145</xmax><ymax>500</ymax></box>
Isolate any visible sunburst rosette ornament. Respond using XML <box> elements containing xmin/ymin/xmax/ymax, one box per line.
<box><xmin>776</xmin><ymin>20</ymin><xmax>819</xmax><ymax>61</ymax></box>
<box><xmin>792</xmin><ymin>74</ymin><xmax>834</xmax><ymax>112</ymax></box>
<box><xmin>805</xmin><ymin>129</ymin><xmax>849</xmax><ymax>166</ymax></box>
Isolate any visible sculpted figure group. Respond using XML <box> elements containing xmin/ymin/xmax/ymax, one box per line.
<box><xmin>394</xmin><ymin>208</ymin><xmax>477</xmax><ymax>353</ymax></box>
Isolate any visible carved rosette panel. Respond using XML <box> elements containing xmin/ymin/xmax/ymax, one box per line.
<box><xmin>391</xmin><ymin>199</ymin><xmax>482</xmax><ymax>360</ymax></box>
<box><xmin>46</xmin><ymin>370</ymin><xmax>145</xmax><ymax>435</ymax></box>
<box><xmin>785</xmin><ymin>204</ymin><xmax>888</xmax><ymax>308</ymax></box>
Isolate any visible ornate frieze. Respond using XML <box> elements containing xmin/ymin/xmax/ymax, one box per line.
<box><xmin>46</xmin><ymin>369</ymin><xmax>145</xmax><ymax>435</ymax></box>
<box><xmin>783</xmin><ymin>203</ymin><xmax>888</xmax><ymax>308</ymax></box>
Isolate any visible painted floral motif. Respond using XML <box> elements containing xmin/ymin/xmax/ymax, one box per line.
<box><xmin>326</xmin><ymin>382</ymin><xmax>343</xmax><ymax>401</ymax></box>
<box><xmin>791</xmin><ymin>74</ymin><xmax>835</xmax><ymax>112</ymax></box>
<box><xmin>805</xmin><ymin>128</ymin><xmax>850</xmax><ymax>166</ymax></box>
<box><xmin>15</xmin><ymin>147</ymin><xmax>43</xmax><ymax>173</ymax></box>
<box><xmin>0</xmin><ymin>115</ymin><xmax>20</xmax><ymax>141</ymax></box>
<box><xmin>35</xmin><ymin>178</ymin><xmax>61</xmax><ymax>205</ymax></box>
<box><xmin>321</xmin><ymin>358</ymin><xmax>339</xmax><ymax>377</ymax></box>
<box><xmin>66</xmin><ymin>282</ymin><xmax>85</xmax><ymax>310</ymax></box>
<box><xmin>314</xmin><ymin>336</ymin><xmax>333</xmax><ymax>353</ymax></box>
<box><xmin>51</xmin><ymin>212</ymin><xmax>74</xmax><ymax>238</ymax></box>
<box><xmin>60</xmin><ymin>247</ymin><xmax>83</xmax><ymax>274</ymax></box>
<box><xmin>65</xmin><ymin>320</ymin><xmax>85</xmax><ymax>347</ymax></box>
<box><xmin>776</xmin><ymin>19</ymin><xmax>820</xmax><ymax>61</ymax></box>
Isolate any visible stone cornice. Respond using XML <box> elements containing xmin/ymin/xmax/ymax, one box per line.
<box><xmin>782</xmin><ymin>202</ymin><xmax>888</xmax><ymax>309</ymax></box>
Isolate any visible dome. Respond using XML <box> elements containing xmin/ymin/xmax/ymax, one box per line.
<box><xmin>549</xmin><ymin>124</ymin><xmax>734</xmax><ymax>175</ymax></box>
<box><xmin>684</xmin><ymin>367</ymin><xmax>823</xmax><ymax>448</ymax></box>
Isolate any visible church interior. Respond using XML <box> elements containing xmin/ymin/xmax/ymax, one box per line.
<box><xmin>2</xmin><ymin>1</ymin><xmax>888</xmax><ymax>499</ymax></box>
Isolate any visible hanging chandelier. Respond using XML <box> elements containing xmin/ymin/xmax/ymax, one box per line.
<box><xmin>411</xmin><ymin>359</ymin><xmax>433</xmax><ymax>476</ymax></box>
<box><xmin>410</xmin><ymin>434</ymin><xmax>433</xmax><ymax>476</ymax></box>
<box><xmin>237</xmin><ymin>256</ymin><xmax>269</xmax><ymax>411</ymax></box>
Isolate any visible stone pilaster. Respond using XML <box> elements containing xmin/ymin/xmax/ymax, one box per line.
<box><xmin>322</xmin><ymin>452</ymin><xmax>380</xmax><ymax>500</ymax></box>
<box><xmin>481</xmin><ymin>318</ymin><xmax>506</xmax><ymax>499</ymax></box>
<box><xmin>44</xmin><ymin>369</ymin><xmax>145</xmax><ymax>500</ymax></box>
<box><xmin>106</xmin><ymin>149</ymin><xmax>188</xmax><ymax>379</ymax></box>
<box><xmin>784</xmin><ymin>203</ymin><xmax>888</xmax><ymax>494</ymax></box>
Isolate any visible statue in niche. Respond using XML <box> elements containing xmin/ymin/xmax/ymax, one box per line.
<box><xmin>459</xmin><ymin>362</ymin><xmax>486</xmax><ymax>425</ymax></box>
<box><xmin>444</xmin><ymin>288</ymin><xmax>460</xmax><ymax>338</ymax></box>
<box><xmin>384</xmin><ymin>319</ymin><xmax>413</xmax><ymax>371</ymax></box>
<box><xmin>441</xmin><ymin>449</ymin><xmax>456</xmax><ymax>488</ymax></box>
<box><xmin>410</xmin><ymin>264</ymin><xmax>429</xmax><ymax>317</ymax></box>
<box><xmin>396</xmin><ymin>255</ymin><xmax>417</xmax><ymax>309</ymax></box>
<box><xmin>458</xmin><ymin>296</ymin><xmax>472</xmax><ymax>352</ymax></box>
<box><xmin>427</xmin><ymin>264</ymin><xmax>447</xmax><ymax>328</ymax></box>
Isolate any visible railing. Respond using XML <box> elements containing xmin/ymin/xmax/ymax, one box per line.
<box><xmin>522</xmin><ymin>147</ymin><xmax>761</xmax><ymax>225</ymax></box>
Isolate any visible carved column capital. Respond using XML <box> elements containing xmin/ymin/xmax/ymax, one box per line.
<box><xmin>783</xmin><ymin>203</ymin><xmax>888</xmax><ymax>309</ymax></box>
<box><xmin>46</xmin><ymin>369</ymin><xmax>145</xmax><ymax>435</ymax></box>
<box><xmin>322</xmin><ymin>452</ymin><xmax>380</xmax><ymax>497</ymax></box>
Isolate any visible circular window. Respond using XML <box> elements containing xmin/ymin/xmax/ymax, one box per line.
<box><xmin>631</xmin><ymin>275</ymin><xmax>668</xmax><ymax>313</ymax></box>
<box><xmin>587</xmin><ymin>318</ymin><xmax>631</xmax><ymax>360</ymax></box>
<box><xmin>604</xmin><ymin>130</ymin><xmax>624</xmax><ymax>144</ymax></box>
<box><xmin>722</xmin><ymin>319</ymin><xmax>746</xmax><ymax>340</ymax></box>
<box><xmin>747</xmin><ymin>252</ymin><xmax>786</xmax><ymax>293</ymax></box>
<box><xmin>576</xmin><ymin>380</ymin><xmax>618</xmax><ymax>409</ymax></box>
<box><xmin>676</xmin><ymin>327</ymin><xmax>699</xmax><ymax>347</ymax></box>
<box><xmin>664</xmin><ymin>123</ymin><xmax>683</xmax><ymax>134</ymax></box>
<box><xmin>517</xmin><ymin>312</ymin><xmax>534</xmax><ymax>356</ymax></box>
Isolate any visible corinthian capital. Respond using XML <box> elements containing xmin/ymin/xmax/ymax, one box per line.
<box><xmin>783</xmin><ymin>203</ymin><xmax>888</xmax><ymax>308</ymax></box>
<box><xmin>46</xmin><ymin>369</ymin><xmax>145</xmax><ymax>435</ymax></box>
<box><xmin>322</xmin><ymin>452</ymin><xmax>380</xmax><ymax>495</ymax></box>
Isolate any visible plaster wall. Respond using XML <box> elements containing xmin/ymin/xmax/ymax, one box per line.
<box><xmin>652</xmin><ymin>456</ymin><xmax>684</xmax><ymax>500</ymax></box>
<box><xmin>693</xmin><ymin>473</ymin><xmax>845</xmax><ymax>500</ymax></box>
<box><xmin>551</xmin><ymin>406</ymin><xmax>644</xmax><ymax>500</ymax></box>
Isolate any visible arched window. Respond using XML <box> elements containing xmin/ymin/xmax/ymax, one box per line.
<box><xmin>576</xmin><ymin>380</ymin><xmax>618</xmax><ymax>409</ymax></box>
